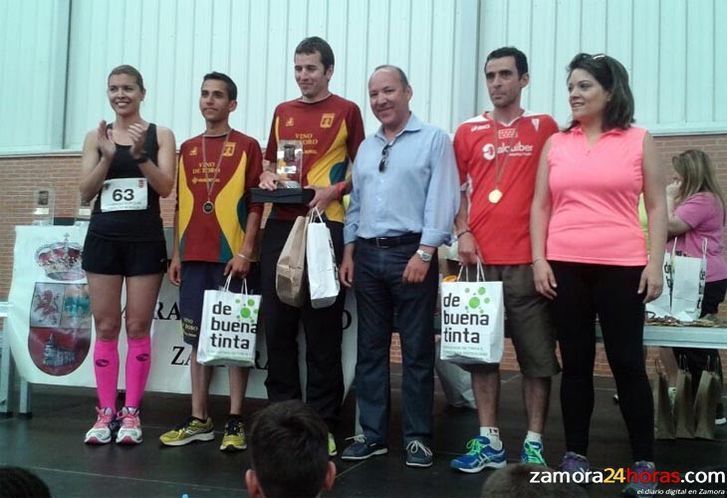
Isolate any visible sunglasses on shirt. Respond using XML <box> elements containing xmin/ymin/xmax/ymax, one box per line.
<box><xmin>379</xmin><ymin>143</ymin><xmax>392</xmax><ymax>172</ymax></box>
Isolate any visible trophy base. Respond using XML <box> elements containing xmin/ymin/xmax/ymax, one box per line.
<box><xmin>251</xmin><ymin>187</ymin><xmax>315</xmax><ymax>204</ymax></box>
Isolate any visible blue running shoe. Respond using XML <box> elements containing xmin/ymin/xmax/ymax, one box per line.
<box><xmin>405</xmin><ymin>440</ymin><xmax>433</xmax><ymax>468</ymax></box>
<box><xmin>622</xmin><ymin>461</ymin><xmax>657</xmax><ymax>496</ymax></box>
<box><xmin>450</xmin><ymin>436</ymin><xmax>506</xmax><ymax>473</ymax></box>
<box><xmin>520</xmin><ymin>440</ymin><xmax>547</xmax><ymax>465</ymax></box>
<box><xmin>560</xmin><ymin>451</ymin><xmax>590</xmax><ymax>474</ymax></box>
<box><xmin>340</xmin><ymin>435</ymin><xmax>388</xmax><ymax>461</ymax></box>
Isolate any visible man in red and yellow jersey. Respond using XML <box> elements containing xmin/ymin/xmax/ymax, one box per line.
<box><xmin>160</xmin><ymin>72</ymin><xmax>263</xmax><ymax>452</ymax></box>
<box><xmin>258</xmin><ymin>36</ymin><xmax>364</xmax><ymax>456</ymax></box>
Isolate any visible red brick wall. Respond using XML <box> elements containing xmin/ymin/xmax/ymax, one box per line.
<box><xmin>2</xmin><ymin>133</ymin><xmax>727</xmax><ymax>377</ymax></box>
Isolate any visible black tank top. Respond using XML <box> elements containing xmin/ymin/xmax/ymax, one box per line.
<box><xmin>88</xmin><ymin>123</ymin><xmax>164</xmax><ymax>241</ymax></box>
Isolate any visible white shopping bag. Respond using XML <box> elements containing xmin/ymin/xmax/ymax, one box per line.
<box><xmin>671</xmin><ymin>239</ymin><xmax>707</xmax><ymax>322</ymax></box>
<box><xmin>440</xmin><ymin>263</ymin><xmax>504</xmax><ymax>364</ymax></box>
<box><xmin>197</xmin><ymin>276</ymin><xmax>260</xmax><ymax>367</ymax></box>
<box><xmin>306</xmin><ymin>208</ymin><xmax>340</xmax><ymax>309</ymax></box>
<box><xmin>646</xmin><ymin>246</ymin><xmax>673</xmax><ymax>319</ymax></box>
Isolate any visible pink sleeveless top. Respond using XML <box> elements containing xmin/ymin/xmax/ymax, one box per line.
<box><xmin>546</xmin><ymin>126</ymin><xmax>648</xmax><ymax>266</ymax></box>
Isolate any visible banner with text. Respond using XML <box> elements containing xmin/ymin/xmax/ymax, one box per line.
<box><xmin>7</xmin><ymin>226</ymin><xmax>357</xmax><ymax>398</ymax></box>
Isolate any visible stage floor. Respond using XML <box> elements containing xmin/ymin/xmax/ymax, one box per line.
<box><xmin>2</xmin><ymin>370</ymin><xmax>725</xmax><ymax>497</ymax></box>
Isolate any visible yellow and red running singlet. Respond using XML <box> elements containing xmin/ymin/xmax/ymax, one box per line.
<box><xmin>264</xmin><ymin>94</ymin><xmax>364</xmax><ymax>222</ymax></box>
<box><xmin>177</xmin><ymin>130</ymin><xmax>263</xmax><ymax>263</ymax></box>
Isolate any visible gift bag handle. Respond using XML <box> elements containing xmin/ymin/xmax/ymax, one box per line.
<box><xmin>671</xmin><ymin>238</ymin><xmax>678</xmax><ymax>258</ymax></box>
<box><xmin>310</xmin><ymin>206</ymin><xmax>325</xmax><ymax>223</ymax></box>
<box><xmin>669</xmin><ymin>236</ymin><xmax>707</xmax><ymax>258</ymax></box>
<box><xmin>457</xmin><ymin>260</ymin><xmax>486</xmax><ymax>282</ymax></box>
<box><xmin>222</xmin><ymin>274</ymin><xmax>250</xmax><ymax>294</ymax></box>
<box><xmin>222</xmin><ymin>273</ymin><xmax>233</xmax><ymax>293</ymax></box>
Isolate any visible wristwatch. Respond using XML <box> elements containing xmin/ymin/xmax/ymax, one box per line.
<box><xmin>416</xmin><ymin>249</ymin><xmax>433</xmax><ymax>263</ymax></box>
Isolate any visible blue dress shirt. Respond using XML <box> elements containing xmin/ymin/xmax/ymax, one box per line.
<box><xmin>344</xmin><ymin>114</ymin><xmax>460</xmax><ymax>247</ymax></box>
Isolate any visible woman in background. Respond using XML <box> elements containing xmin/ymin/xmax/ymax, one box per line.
<box><xmin>79</xmin><ymin>65</ymin><xmax>176</xmax><ymax>445</ymax></box>
<box><xmin>668</xmin><ymin>149</ymin><xmax>727</xmax><ymax>425</ymax></box>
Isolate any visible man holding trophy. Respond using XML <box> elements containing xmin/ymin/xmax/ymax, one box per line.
<box><xmin>258</xmin><ymin>36</ymin><xmax>365</xmax><ymax>456</ymax></box>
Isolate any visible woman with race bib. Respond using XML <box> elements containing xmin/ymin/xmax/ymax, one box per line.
<box><xmin>79</xmin><ymin>65</ymin><xmax>176</xmax><ymax>445</ymax></box>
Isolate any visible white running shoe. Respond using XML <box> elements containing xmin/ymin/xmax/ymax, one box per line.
<box><xmin>84</xmin><ymin>407</ymin><xmax>115</xmax><ymax>445</ymax></box>
<box><xmin>116</xmin><ymin>407</ymin><xmax>143</xmax><ymax>445</ymax></box>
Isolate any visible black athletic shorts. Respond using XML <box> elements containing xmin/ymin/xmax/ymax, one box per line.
<box><xmin>81</xmin><ymin>231</ymin><xmax>167</xmax><ymax>276</ymax></box>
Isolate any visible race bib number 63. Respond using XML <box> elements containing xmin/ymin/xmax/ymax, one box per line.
<box><xmin>100</xmin><ymin>178</ymin><xmax>148</xmax><ymax>212</ymax></box>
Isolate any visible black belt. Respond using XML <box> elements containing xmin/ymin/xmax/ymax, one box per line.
<box><xmin>358</xmin><ymin>233</ymin><xmax>421</xmax><ymax>248</ymax></box>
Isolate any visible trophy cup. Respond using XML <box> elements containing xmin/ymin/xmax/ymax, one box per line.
<box><xmin>32</xmin><ymin>189</ymin><xmax>55</xmax><ymax>225</ymax></box>
<box><xmin>75</xmin><ymin>193</ymin><xmax>92</xmax><ymax>228</ymax></box>
<box><xmin>251</xmin><ymin>140</ymin><xmax>314</xmax><ymax>204</ymax></box>
<box><xmin>277</xmin><ymin>140</ymin><xmax>303</xmax><ymax>188</ymax></box>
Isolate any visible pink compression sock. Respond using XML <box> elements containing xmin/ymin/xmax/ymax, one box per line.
<box><xmin>93</xmin><ymin>339</ymin><xmax>119</xmax><ymax>411</ymax></box>
<box><xmin>124</xmin><ymin>336</ymin><xmax>152</xmax><ymax>408</ymax></box>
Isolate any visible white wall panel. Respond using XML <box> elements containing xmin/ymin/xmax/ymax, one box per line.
<box><xmin>62</xmin><ymin>0</ymin><xmax>469</xmax><ymax>151</ymax></box>
<box><xmin>528</xmin><ymin>0</ymin><xmax>558</xmax><ymax>117</ymax></box>
<box><xmin>659</xmin><ymin>0</ymin><xmax>686</xmax><ymax>124</ymax></box>
<box><xmin>550</xmin><ymin>0</ymin><xmax>582</xmax><ymax>122</ymax></box>
<box><xmin>581</xmin><ymin>0</ymin><xmax>607</xmax><ymax>53</ymax></box>
<box><xmin>631</xmin><ymin>0</ymin><xmax>660</xmax><ymax>126</ymax></box>
<box><xmin>408</xmin><ymin>0</ymin><xmax>434</xmax><ymax>125</ymax></box>
<box><xmin>716</xmin><ymin>0</ymin><xmax>727</xmax><ymax>122</ymax></box>
<box><xmin>0</xmin><ymin>0</ymin><xmax>69</xmax><ymax>153</ymax></box>
<box><xmin>479</xmin><ymin>0</ymin><xmax>727</xmax><ymax>133</ymax></box>
<box><xmin>451</xmin><ymin>0</ymin><xmax>480</xmax><ymax>127</ymax></box>
<box><xmin>685</xmin><ymin>0</ymin><xmax>713</xmax><ymax>123</ymax></box>
<box><xmin>4</xmin><ymin>0</ymin><xmax>726</xmax><ymax>155</ymax></box>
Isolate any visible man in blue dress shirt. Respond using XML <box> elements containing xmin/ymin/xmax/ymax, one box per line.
<box><xmin>339</xmin><ymin>65</ymin><xmax>460</xmax><ymax>468</ymax></box>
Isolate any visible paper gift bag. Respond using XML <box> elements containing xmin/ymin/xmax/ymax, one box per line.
<box><xmin>306</xmin><ymin>209</ymin><xmax>340</xmax><ymax>309</ymax></box>
<box><xmin>646</xmin><ymin>248</ymin><xmax>673</xmax><ymax>319</ymax></box>
<box><xmin>197</xmin><ymin>276</ymin><xmax>260</xmax><ymax>367</ymax></box>
<box><xmin>434</xmin><ymin>339</ymin><xmax>475</xmax><ymax>409</ymax></box>
<box><xmin>694</xmin><ymin>358</ymin><xmax>721</xmax><ymax>440</ymax></box>
<box><xmin>276</xmin><ymin>215</ymin><xmax>309</xmax><ymax>307</ymax></box>
<box><xmin>440</xmin><ymin>262</ymin><xmax>505</xmax><ymax>364</ymax></box>
<box><xmin>652</xmin><ymin>360</ymin><xmax>675</xmax><ymax>439</ymax></box>
<box><xmin>671</xmin><ymin>239</ymin><xmax>707</xmax><ymax>322</ymax></box>
<box><xmin>674</xmin><ymin>356</ymin><xmax>696</xmax><ymax>439</ymax></box>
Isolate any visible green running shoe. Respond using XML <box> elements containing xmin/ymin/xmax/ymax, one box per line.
<box><xmin>220</xmin><ymin>418</ymin><xmax>247</xmax><ymax>452</ymax></box>
<box><xmin>520</xmin><ymin>440</ymin><xmax>547</xmax><ymax>465</ymax></box>
<box><xmin>159</xmin><ymin>416</ymin><xmax>214</xmax><ymax>446</ymax></box>
<box><xmin>328</xmin><ymin>433</ymin><xmax>337</xmax><ymax>457</ymax></box>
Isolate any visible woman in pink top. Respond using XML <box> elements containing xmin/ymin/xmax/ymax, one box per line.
<box><xmin>530</xmin><ymin>53</ymin><xmax>667</xmax><ymax>494</ymax></box>
<box><xmin>667</xmin><ymin>149</ymin><xmax>727</xmax><ymax>425</ymax></box>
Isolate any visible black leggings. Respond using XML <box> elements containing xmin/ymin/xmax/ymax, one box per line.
<box><xmin>550</xmin><ymin>262</ymin><xmax>653</xmax><ymax>462</ymax></box>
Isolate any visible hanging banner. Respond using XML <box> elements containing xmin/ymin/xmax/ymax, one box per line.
<box><xmin>7</xmin><ymin>226</ymin><xmax>357</xmax><ymax>399</ymax></box>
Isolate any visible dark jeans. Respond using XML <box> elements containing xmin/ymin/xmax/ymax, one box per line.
<box><xmin>260</xmin><ymin>218</ymin><xmax>345</xmax><ymax>430</ymax></box>
<box><xmin>550</xmin><ymin>262</ymin><xmax>653</xmax><ymax>462</ymax></box>
<box><xmin>673</xmin><ymin>278</ymin><xmax>727</xmax><ymax>416</ymax></box>
<box><xmin>353</xmin><ymin>239</ymin><xmax>438</xmax><ymax>445</ymax></box>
